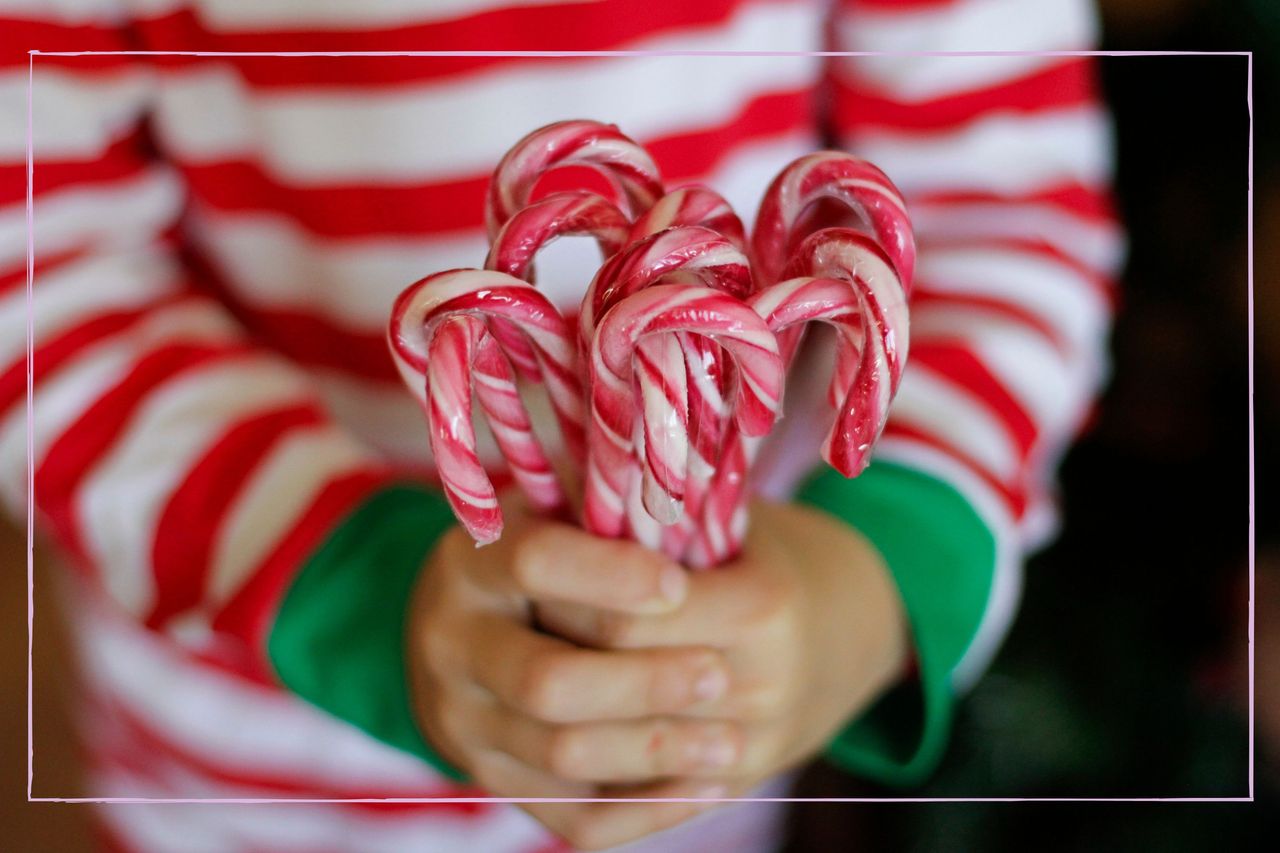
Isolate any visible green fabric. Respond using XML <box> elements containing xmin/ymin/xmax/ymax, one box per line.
<box><xmin>268</xmin><ymin>483</ymin><xmax>466</xmax><ymax>781</ymax></box>
<box><xmin>796</xmin><ymin>460</ymin><xmax>997</xmax><ymax>787</ymax></box>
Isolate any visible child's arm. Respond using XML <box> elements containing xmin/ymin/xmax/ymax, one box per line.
<box><xmin>0</xmin><ymin>8</ymin><xmax>458</xmax><ymax>778</ymax></box>
<box><xmin>807</xmin><ymin>0</ymin><xmax>1123</xmax><ymax>783</ymax></box>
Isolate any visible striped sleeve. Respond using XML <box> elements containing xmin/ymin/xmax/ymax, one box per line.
<box><xmin>1</xmin><ymin>7</ymin><xmax>457</xmax><ymax>774</ymax></box>
<box><xmin>799</xmin><ymin>0</ymin><xmax>1124</xmax><ymax>784</ymax></box>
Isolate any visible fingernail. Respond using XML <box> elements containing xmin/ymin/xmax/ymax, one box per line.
<box><xmin>658</xmin><ymin>565</ymin><xmax>687</xmax><ymax>604</ymax></box>
<box><xmin>693</xmin><ymin>666</ymin><xmax>728</xmax><ymax>702</ymax></box>
<box><xmin>699</xmin><ymin>738</ymin><xmax>737</xmax><ymax>769</ymax></box>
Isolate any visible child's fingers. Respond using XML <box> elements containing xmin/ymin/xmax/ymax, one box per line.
<box><xmin>471</xmin><ymin>750</ymin><xmax>724</xmax><ymax>852</ymax></box>
<box><xmin>569</xmin><ymin>778</ymin><xmax>729</xmax><ymax>851</ymax></box>
<box><xmin>465</xmin><ymin>614</ymin><xmax>730</xmax><ymax>723</ymax></box>
<box><xmin>506</xmin><ymin>522</ymin><xmax>689</xmax><ymax>614</ymax></box>
<box><xmin>474</xmin><ymin>703</ymin><xmax>744</xmax><ymax>783</ymax></box>
<box><xmin>530</xmin><ymin>560</ymin><xmax>780</xmax><ymax>651</ymax></box>
<box><xmin>469</xmin><ymin>747</ymin><xmax>592</xmax><ymax>801</ymax></box>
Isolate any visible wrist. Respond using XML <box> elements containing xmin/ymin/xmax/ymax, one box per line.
<box><xmin>796</xmin><ymin>460</ymin><xmax>999</xmax><ymax>786</ymax></box>
<box><xmin>822</xmin><ymin>507</ymin><xmax>910</xmax><ymax>708</ymax></box>
<box><xmin>770</xmin><ymin>500</ymin><xmax>911</xmax><ymax>731</ymax></box>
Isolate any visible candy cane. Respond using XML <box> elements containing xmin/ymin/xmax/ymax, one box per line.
<box><xmin>390</xmin><ymin>121</ymin><xmax>919</xmax><ymax>569</ymax></box>
<box><xmin>389</xmin><ymin>269</ymin><xmax>583</xmax><ymax>543</ymax></box>
<box><xmin>690</xmin><ymin>227</ymin><xmax>910</xmax><ymax>566</ymax></box>
<box><xmin>628</xmin><ymin>185</ymin><xmax>747</xmax><ymax>252</ymax></box>
<box><xmin>714</xmin><ymin>152</ymin><xmax>910</xmax><ymax>553</ymax></box>
<box><xmin>625</xmin><ymin>190</ymin><xmax>751</xmax><ymax>556</ymax></box>
<box><xmin>486</xmin><ymin>120</ymin><xmax>665</xmax><ymax>239</ymax></box>
<box><xmin>763</xmin><ymin>228</ymin><xmax>909</xmax><ymax>475</ymax></box>
<box><xmin>686</xmin><ymin>155</ymin><xmax>915</xmax><ymax>565</ymax></box>
<box><xmin>579</xmin><ymin>226</ymin><xmax>752</xmax><ymax>530</ymax></box>
<box><xmin>487</xmin><ymin>190</ymin><xmax>630</xmax><ymax>282</ymax></box>
<box><xmin>579</xmin><ymin>226</ymin><xmax>753</xmax><ymax>337</ymax></box>
<box><xmin>752</xmin><ymin>151</ymin><xmax>916</xmax><ymax>288</ymax></box>
<box><xmin>583</xmin><ymin>284</ymin><xmax>782</xmax><ymax>540</ymax></box>
<box><xmin>484</xmin><ymin>190</ymin><xmax>629</xmax><ymax>385</ymax></box>
<box><xmin>414</xmin><ymin>317</ymin><xmax>556</xmax><ymax>543</ymax></box>
<box><xmin>683</xmin><ymin>426</ymin><xmax>756</xmax><ymax>569</ymax></box>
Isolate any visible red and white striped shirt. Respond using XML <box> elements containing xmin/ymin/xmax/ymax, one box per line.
<box><xmin>2</xmin><ymin>1</ymin><xmax>1121</xmax><ymax>850</ymax></box>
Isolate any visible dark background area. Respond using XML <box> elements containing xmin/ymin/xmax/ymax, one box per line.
<box><xmin>786</xmin><ymin>2</ymin><xmax>1274</xmax><ymax>850</ymax></box>
<box><xmin>3</xmin><ymin>1</ymin><xmax>1272</xmax><ymax>850</ymax></box>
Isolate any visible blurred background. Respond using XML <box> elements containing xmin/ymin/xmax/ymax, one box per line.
<box><xmin>783</xmin><ymin>1</ymin><xmax>1274</xmax><ymax>850</ymax></box>
<box><xmin>2</xmin><ymin>0</ymin><xmax>1271</xmax><ymax>850</ymax></box>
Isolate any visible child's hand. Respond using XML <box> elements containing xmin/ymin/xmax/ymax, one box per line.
<box><xmin>536</xmin><ymin>499</ymin><xmax>911</xmax><ymax>799</ymax></box>
<box><xmin>406</xmin><ymin>498</ymin><xmax>746</xmax><ymax>850</ymax></box>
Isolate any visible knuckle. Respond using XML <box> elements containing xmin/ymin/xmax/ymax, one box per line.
<box><xmin>644</xmin><ymin>658</ymin><xmax>675</xmax><ymax>711</ymax></box>
<box><xmin>515</xmin><ymin>653</ymin><xmax>570</xmax><ymax>720</ymax></box>
<box><xmin>650</xmin><ymin>649</ymin><xmax>725</xmax><ymax>712</ymax></box>
<box><xmin>508</xmin><ymin>529</ymin><xmax>546</xmax><ymax>592</ymax></box>
<box><xmin>681</xmin><ymin>719</ymin><xmax>746</xmax><ymax>774</ymax></box>
<box><xmin>648</xmin><ymin>652</ymin><xmax>694</xmax><ymax>712</ymax></box>
<box><xmin>545</xmin><ymin>726</ymin><xmax>590</xmax><ymax>779</ymax></box>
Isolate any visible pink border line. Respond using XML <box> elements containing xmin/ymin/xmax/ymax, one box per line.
<box><xmin>25</xmin><ymin>49</ymin><xmax>36</xmax><ymax>808</ymax></box>
<box><xmin>25</xmin><ymin>49</ymin><xmax>1255</xmax><ymax>806</ymax></box>
<box><xmin>27</xmin><ymin>796</ymin><xmax>1257</xmax><ymax>804</ymax></box>
<box><xmin>28</xmin><ymin>49</ymin><xmax>1254</xmax><ymax>57</ymax></box>
<box><xmin>1246</xmin><ymin>50</ymin><xmax>1256</xmax><ymax>803</ymax></box>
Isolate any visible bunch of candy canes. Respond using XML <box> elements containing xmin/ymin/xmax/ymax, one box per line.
<box><xmin>388</xmin><ymin>121</ymin><xmax>914</xmax><ymax>569</ymax></box>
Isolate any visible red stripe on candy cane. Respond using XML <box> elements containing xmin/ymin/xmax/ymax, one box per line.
<box><xmin>389</xmin><ymin>269</ymin><xmax>582</xmax><ymax>543</ymax></box>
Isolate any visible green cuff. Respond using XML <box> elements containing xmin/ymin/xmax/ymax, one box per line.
<box><xmin>796</xmin><ymin>460</ymin><xmax>997</xmax><ymax>787</ymax></box>
<box><xmin>267</xmin><ymin>483</ymin><xmax>466</xmax><ymax>781</ymax></box>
